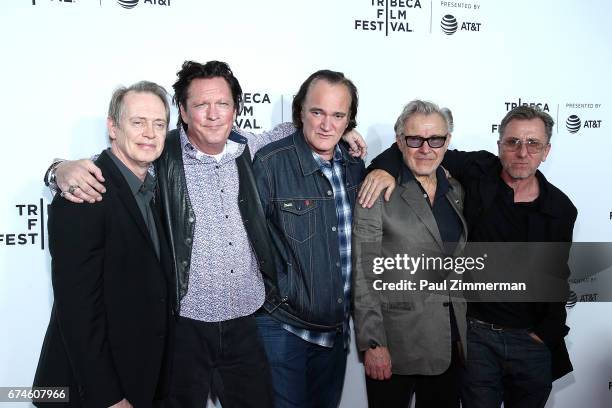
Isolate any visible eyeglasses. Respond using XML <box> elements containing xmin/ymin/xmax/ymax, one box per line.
<box><xmin>498</xmin><ymin>138</ymin><xmax>548</xmax><ymax>154</ymax></box>
<box><xmin>402</xmin><ymin>134</ymin><xmax>448</xmax><ymax>148</ymax></box>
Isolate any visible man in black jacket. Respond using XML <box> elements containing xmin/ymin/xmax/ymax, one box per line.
<box><xmin>34</xmin><ymin>81</ymin><xmax>173</xmax><ymax>407</ymax></box>
<box><xmin>43</xmin><ymin>61</ymin><xmax>367</xmax><ymax>408</ymax></box>
<box><xmin>359</xmin><ymin>105</ymin><xmax>576</xmax><ymax>408</ymax></box>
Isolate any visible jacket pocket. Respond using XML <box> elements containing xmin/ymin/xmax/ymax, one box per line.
<box><xmin>279</xmin><ymin>199</ymin><xmax>318</xmax><ymax>243</ymax></box>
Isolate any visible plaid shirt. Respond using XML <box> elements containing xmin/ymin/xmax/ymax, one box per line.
<box><xmin>282</xmin><ymin>145</ymin><xmax>352</xmax><ymax>348</ymax></box>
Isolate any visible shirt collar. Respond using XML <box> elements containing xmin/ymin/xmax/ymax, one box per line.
<box><xmin>293</xmin><ymin>129</ymin><xmax>350</xmax><ymax>175</ymax></box>
<box><xmin>400</xmin><ymin>163</ymin><xmax>451</xmax><ymax>198</ymax></box>
<box><xmin>180</xmin><ymin>126</ymin><xmax>244</xmax><ymax>163</ymax></box>
<box><xmin>107</xmin><ymin>148</ymin><xmax>154</xmax><ymax>197</ymax></box>
<box><xmin>311</xmin><ymin>144</ymin><xmax>345</xmax><ymax>169</ymax></box>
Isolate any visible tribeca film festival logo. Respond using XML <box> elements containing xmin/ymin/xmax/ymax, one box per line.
<box><xmin>490</xmin><ymin>98</ymin><xmax>552</xmax><ymax>133</ymax></box>
<box><xmin>117</xmin><ymin>0</ymin><xmax>170</xmax><ymax>8</ymax></box>
<box><xmin>234</xmin><ymin>92</ymin><xmax>271</xmax><ymax>131</ymax></box>
<box><xmin>564</xmin><ymin>102</ymin><xmax>603</xmax><ymax>134</ymax></box>
<box><xmin>354</xmin><ymin>0</ymin><xmax>423</xmax><ymax>36</ymax></box>
<box><xmin>0</xmin><ymin>200</ymin><xmax>47</xmax><ymax>250</ymax></box>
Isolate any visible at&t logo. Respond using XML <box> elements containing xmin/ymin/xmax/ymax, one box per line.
<box><xmin>566</xmin><ymin>115</ymin><xmax>581</xmax><ymax>134</ymax></box>
<box><xmin>118</xmin><ymin>0</ymin><xmax>138</xmax><ymax>8</ymax></box>
<box><xmin>117</xmin><ymin>0</ymin><xmax>170</xmax><ymax>8</ymax></box>
<box><xmin>441</xmin><ymin>15</ymin><xmax>457</xmax><ymax>35</ymax></box>
<box><xmin>440</xmin><ymin>14</ymin><xmax>481</xmax><ymax>35</ymax></box>
<box><xmin>566</xmin><ymin>114</ymin><xmax>601</xmax><ymax>133</ymax></box>
<box><xmin>566</xmin><ymin>290</ymin><xmax>577</xmax><ymax>308</ymax></box>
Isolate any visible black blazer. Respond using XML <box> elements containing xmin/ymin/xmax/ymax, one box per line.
<box><xmin>33</xmin><ymin>150</ymin><xmax>173</xmax><ymax>407</ymax></box>
<box><xmin>370</xmin><ymin>145</ymin><xmax>577</xmax><ymax>380</ymax></box>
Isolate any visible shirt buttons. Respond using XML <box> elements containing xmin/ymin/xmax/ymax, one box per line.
<box><xmin>188</xmin><ymin>217</ymin><xmax>195</xmax><ymax>223</ymax></box>
<box><xmin>337</xmin><ymin>298</ymin><xmax>343</xmax><ymax>304</ymax></box>
<box><xmin>327</xmin><ymin>190</ymin><xmax>333</xmax><ymax>196</ymax></box>
<box><xmin>423</xmin><ymin>193</ymin><xmax>428</xmax><ymax>198</ymax></box>
<box><xmin>331</xmin><ymin>226</ymin><xmax>337</xmax><ymax>232</ymax></box>
<box><xmin>185</xmin><ymin>237</ymin><xmax>192</xmax><ymax>245</ymax></box>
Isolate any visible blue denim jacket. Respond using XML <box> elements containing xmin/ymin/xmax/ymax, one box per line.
<box><xmin>253</xmin><ymin>130</ymin><xmax>365</xmax><ymax>330</ymax></box>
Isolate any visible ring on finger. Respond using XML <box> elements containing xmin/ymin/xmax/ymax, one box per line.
<box><xmin>68</xmin><ymin>185</ymin><xmax>79</xmax><ymax>195</ymax></box>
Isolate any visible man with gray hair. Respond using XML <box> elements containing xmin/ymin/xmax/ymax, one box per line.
<box><xmin>34</xmin><ymin>81</ymin><xmax>173</xmax><ymax>408</ymax></box>
<box><xmin>360</xmin><ymin>105</ymin><xmax>576</xmax><ymax>408</ymax></box>
<box><xmin>353</xmin><ymin>100</ymin><xmax>466</xmax><ymax>407</ymax></box>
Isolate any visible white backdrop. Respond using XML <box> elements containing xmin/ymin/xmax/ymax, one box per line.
<box><xmin>1</xmin><ymin>0</ymin><xmax>611</xmax><ymax>407</ymax></box>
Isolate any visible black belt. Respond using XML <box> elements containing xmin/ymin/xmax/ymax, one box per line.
<box><xmin>468</xmin><ymin>318</ymin><xmax>528</xmax><ymax>332</ymax></box>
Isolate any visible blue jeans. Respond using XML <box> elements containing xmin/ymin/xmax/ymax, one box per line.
<box><xmin>462</xmin><ymin>319</ymin><xmax>552</xmax><ymax>408</ymax></box>
<box><xmin>255</xmin><ymin>314</ymin><xmax>348</xmax><ymax>408</ymax></box>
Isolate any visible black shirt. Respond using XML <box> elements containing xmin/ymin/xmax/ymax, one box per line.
<box><xmin>468</xmin><ymin>178</ymin><xmax>541</xmax><ymax>329</ymax></box>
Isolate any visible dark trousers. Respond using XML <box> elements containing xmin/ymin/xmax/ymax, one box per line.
<box><xmin>255</xmin><ymin>314</ymin><xmax>348</xmax><ymax>408</ymax></box>
<box><xmin>164</xmin><ymin>315</ymin><xmax>273</xmax><ymax>408</ymax></box>
<box><xmin>462</xmin><ymin>319</ymin><xmax>552</xmax><ymax>408</ymax></box>
<box><xmin>365</xmin><ymin>342</ymin><xmax>461</xmax><ymax>408</ymax></box>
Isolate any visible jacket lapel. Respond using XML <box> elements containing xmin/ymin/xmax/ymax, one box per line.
<box><xmin>98</xmin><ymin>151</ymin><xmax>155</xmax><ymax>249</ymax></box>
<box><xmin>446</xmin><ymin>187</ymin><xmax>468</xmax><ymax>256</ymax></box>
<box><xmin>400</xmin><ymin>181</ymin><xmax>444</xmax><ymax>251</ymax></box>
<box><xmin>151</xmin><ymin>199</ymin><xmax>173</xmax><ymax>282</ymax></box>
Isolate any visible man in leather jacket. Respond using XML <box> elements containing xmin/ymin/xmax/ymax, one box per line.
<box><xmin>44</xmin><ymin>61</ymin><xmax>367</xmax><ymax>407</ymax></box>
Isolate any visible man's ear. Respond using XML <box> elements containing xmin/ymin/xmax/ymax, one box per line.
<box><xmin>107</xmin><ymin>117</ymin><xmax>117</xmax><ymax>141</ymax></box>
<box><xmin>179</xmin><ymin>104</ymin><xmax>187</xmax><ymax>123</ymax></box>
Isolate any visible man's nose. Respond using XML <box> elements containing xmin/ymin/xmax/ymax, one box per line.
<box><xmin>517</xmin><ymin>141</ymin><xmax>529</xmax><ymax>157</ymax></box>
<box><xmin>206</xmin><ymin>105</ymin><xmax>219</xmax><ymax>120</ymax></box>
<box><xmin>143</xmin><ymin>121</ymin><xmax>155</xmax><ymax>138</ymax></box>
<box><xmin>418</xmin><ymin>140</ymin><xmax>432</xmax><ymax>154</ymax></box>
<box><xmin>320</xmin><ymin>115</ymin><xmax>332</xmax><ymax>131</ymax></box>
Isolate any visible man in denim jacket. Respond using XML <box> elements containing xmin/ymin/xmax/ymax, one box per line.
<box><xmin>253</xmin><ymin>70</ymin><xmax>365</xmax><ymax>408</ymax></box>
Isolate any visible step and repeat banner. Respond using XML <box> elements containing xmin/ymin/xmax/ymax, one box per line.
<box><xmin>1</xmin><ymin>0</ymin><xmax>611</xmax><ymax>407</ymax></box>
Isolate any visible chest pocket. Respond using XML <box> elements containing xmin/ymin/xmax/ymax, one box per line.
<box><xmin>279</xmin><ymin>199</ymin><xmax>318</xmax><ymax>243</ymax></box>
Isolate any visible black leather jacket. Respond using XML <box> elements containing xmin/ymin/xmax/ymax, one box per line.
<box><xmin>155</xmin><ymin>129</ymin><xmax>278</xmax><ymax>314</ymax></box>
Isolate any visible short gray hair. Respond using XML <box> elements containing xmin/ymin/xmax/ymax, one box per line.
<box><xmin>108</xmin><ymin>80</ymin><xmax>170</xmax><ymax>128</ymax></box>
<box><xmin>394</xmin><ymin>99</ymin><xmax>454</xmax><ymax>136</ymax></box>
<box><xmin>499</xmin><ymin>105</ymin><xmax>554</xmax><ymax>142</ymax></box>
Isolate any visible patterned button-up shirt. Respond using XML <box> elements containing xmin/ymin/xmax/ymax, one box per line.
<box><xmin>179</xmin><ymin>124</ymin><xmax>294</xmax><ymax>322</ymax></box>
